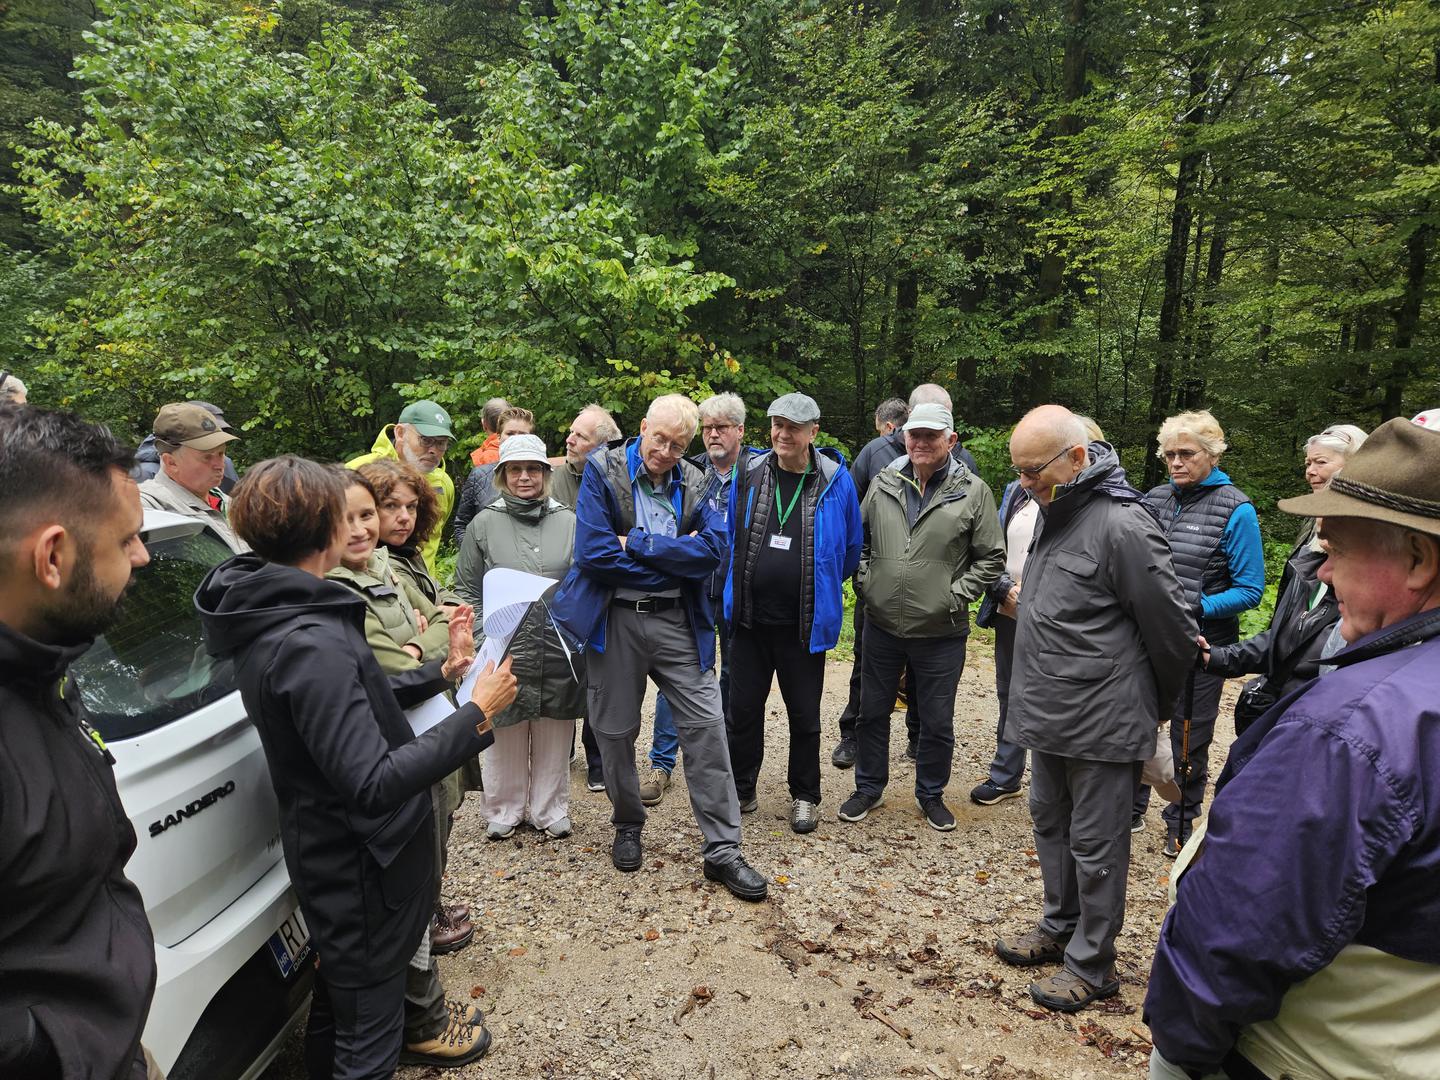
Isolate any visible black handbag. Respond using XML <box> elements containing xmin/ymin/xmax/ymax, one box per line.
<box><xmin>1232</xmin><ymin>678</ymin><xmax>1279</xmax><ymax>735</ymax></box>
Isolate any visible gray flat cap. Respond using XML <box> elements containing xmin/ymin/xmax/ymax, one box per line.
<box><xmin>767</xmin><ymin>392</ymin><xmax>821</xmax><ymax>424</ymax></box>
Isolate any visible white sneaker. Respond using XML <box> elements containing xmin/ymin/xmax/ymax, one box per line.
<box><xmin>486</xmin><ymin>821</ymin><xmax>516</xmax><ymax>840</ymax></box>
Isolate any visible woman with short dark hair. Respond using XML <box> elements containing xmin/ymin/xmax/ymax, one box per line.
<box><xmin>196</xmin><ymin>455</ymin><xmax>515</xmax><ymax>1080</ymax></box>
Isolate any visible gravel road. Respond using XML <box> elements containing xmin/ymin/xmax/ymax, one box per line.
<box><xmin>264</xmin><ymin>633</ymin><xmax>1237</xmax><ymax>1080</ymax></box>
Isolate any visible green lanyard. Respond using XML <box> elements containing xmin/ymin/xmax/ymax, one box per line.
<box><xmin>773</xmin><ymin>462</ymin><xmax>811</xmax><ymax>531</ymax></box>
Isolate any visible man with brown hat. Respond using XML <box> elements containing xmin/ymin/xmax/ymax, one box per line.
<box><xmin>1145</xmin><ymin>416</ymin><xmax>1440</xmax><ymax>1080</ymax></box>
<box><xmin>138</xmin><ymin>402</ymin><xmax>247</xmax><ymax>553</ymax></box>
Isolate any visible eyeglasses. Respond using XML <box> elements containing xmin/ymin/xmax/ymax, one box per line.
<box><xmin>1010</xmin><ymin>447</ymin><xmax>1072</xmax><ymax>479</ymax></box>
<box><xmin>701</xmin><ymin>424</ymin><xmax>738</xmax><ymax>435</ymax></box>
<box><xmin>1162</xmin><ymin>448</ymin><xmax>1200</xmax><ymax>463</ymax></box>
<box><xmin>648</xmin><ymin>436</ymin><xmax>690</xmax><ymax>457</ymax></box>
<box><xmin>413</xmin><ymin>434</ymin><xmax>451</xmax><ymax>451</ymax></box>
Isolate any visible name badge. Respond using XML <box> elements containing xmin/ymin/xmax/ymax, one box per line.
<box><xmin>768</xmin><ymin>534</ymin><xmax>792</xmax><ymax>551</ymax></box>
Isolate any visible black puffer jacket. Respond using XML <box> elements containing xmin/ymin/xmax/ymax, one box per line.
<box><xmin>195</xmin><ymin>555</ymin><xmax>492</xmax><ymax>987</ymax></box>
<box><xmin>0</xmin><ymin>622</ymin><xmax>155</xmax><ymax>1080</ymax></box>
<box><xmin>1207</xmin><ymin>543</ymin><xmax>1337</xmax><ymax>698</ymax></box>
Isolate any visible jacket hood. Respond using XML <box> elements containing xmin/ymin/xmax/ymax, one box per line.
<box><xmin>741</xmin><ymin>444</ymin><xmax>847</xmax><ymax>490</ymax></box>
<box><xmin>196</xmin><ymin>553</ymin><xmax>363</xmax><ymax>658</ymax></box>
<box><xmin>1048</xmin><ymin>441</ymin><xmax>1142</xmax><ymax>506</ymax></box>
<box><xmin>0</xmin><ymin>618</ymin><xmax>92</xmax><ymax>689</ymax></box>
<box><xmin>368</xmin><ymin>424</ymin><xmax>399</xmax><ymax>458</ymax></box>
<box><xmin>133</xmin><ymin>433</ymin><xmax>160</xmax><ymax>466</ymax></box>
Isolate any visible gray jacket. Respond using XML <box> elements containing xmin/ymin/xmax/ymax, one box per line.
<box><xmin>455</xmin><ymin>496</ymin><xmax>584</xmax><ymax>725</ymax></box>
<box><xmin>1007</xmin><ymin>444</ymin><xmax>1196</xmax><ymax>762</ymax></box>
<box><xmin>138</xmin><ymin>470</ymin><xmax>248</xmax><ymax>553</ymax></box>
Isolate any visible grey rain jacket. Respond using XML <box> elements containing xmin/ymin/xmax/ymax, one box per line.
<box><xmin>1007</xmin><ymin>443</ymin><xmax>1196</xmax><ymax>762</ymax></box>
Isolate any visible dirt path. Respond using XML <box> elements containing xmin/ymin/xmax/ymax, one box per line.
<box><xmin>265</xmin><ymin>637</ymin><xmax>1236</xmax><ymax>1079</ymax></box>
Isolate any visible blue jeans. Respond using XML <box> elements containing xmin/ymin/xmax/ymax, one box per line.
<box><xmin>651</xmin><ymin>619</ymin><xmax>729</xmax><ymax>773</ymax></box>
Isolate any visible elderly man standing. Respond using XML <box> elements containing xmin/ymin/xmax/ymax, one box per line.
<box><xmin>348</xmin><ymin>400</ymin><xmax>457</xmax><ymax>570</ymax></box>
<box><xmin>553</xmin><ymin>394</ymin><xmax>768</xmax><ymax>901</ymax></box>
<box><xmin>644</xmin><ymin>392</ymin><xmax>748</xmax><ymax>808</ymax></box>
<box><xmin>1145</xmin><ymin>417</ymin><xmax>1440</xmax><ymax>1080</ymax></box>
<box><xmin>551</xmin><ymin>404</ymin><xmax>623</xmax><ymax>510</ymax></box>
<box><xmin>138</xmin><ymin>402</ymin><xmax>248</xmax><ymax>553</ymax></box>
<box><xmin>468</xmin><ymin>396</ymin><xmax>510</xmax><ymax>467</ymax></box>
<box><xmin>726</xmin><ymin>393</ymin><xmax>861</xmax><ymax>833</ymax></box>
<box><xmin>839</xmin><ymin>403</ymin><xmax>1004</xmax><ymax>831</ymax></box>
<box><xmin>994</xmin><ymin>405</ymin><xmax>1193</xmax><ymax>1013</ymax></box>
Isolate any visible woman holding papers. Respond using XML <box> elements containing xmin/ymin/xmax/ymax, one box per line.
<box><xmin>455</xmin><ymin>434</ymin><xmax>584</xmax><ymax>840</ymax></box>
<box><xmin>195</xmin><ymin>456</ymin><xmax>516</xmax><ymax>1078</ymax></box>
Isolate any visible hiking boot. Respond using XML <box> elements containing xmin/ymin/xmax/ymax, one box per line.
<box><xmin>430</xmin><ymin>903</ymin><xmax>473</xmax><ymax>956</ymax></box>
<box><xmin>638</xmin><ymin>767</ymin><xmax>672</xmax><ymax>807</ymax></box>
<box><xmin>447</xmin><ymin>1000</ymin><xmax>483</xmax><ymax>1028</ymax></box>
<box><xmin>612</xmin><ymin>826</ymin><xmax>642</xmax><ymax>872</ymax></box>
<box><xmin>1029</xmin><ymin>968</ymin><xmax>1119</xmax><ymax>1013</ymax></box>
<box><xmin>970</xmin><ymin>780</ymin><xmax>1022</xmax><ymax>806</ymax></box>
<box><xmin>831</xmin><ymin>736</ymin><xmax>858</xmax><ymax>769</ymax></box>
<box><xmin>916</xmin><ymin>796</ymin><xmax>956</xmax><ymax>832</ymax></box>
<box><xmin>790</xmin><ymin>799</ymin><xmax>819</xmax><ymax>834</ymax></box>
<box><xmin>837</xmin><ymin>791</ymin><xmax>882</xmax><ymax>823</ymax></box>
<box><xmin>994</xmin><ymin>927</ymin><xmax>1070</xmax><ymax>967</ymax></box>
<box><xmin>399</xmin><ymin>1014</ymin><xmax>491</xmax><ymax>1066</ymax></box>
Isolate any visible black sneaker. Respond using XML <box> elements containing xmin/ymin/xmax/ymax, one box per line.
<box><xmin>917</xmin><ymin>796</ymin><xmax>956</xmax><ymax>831</ymax></box>
<box><xmin>970</xmin><ymin>781</ymin><xmax>1022</xmax><ymax>806</ymax></box>
<box><xmin>837</xmin><ymin>791</ymin><xmax>882</xmax><ymax>822</ymax></box>
<box><xmin>611</xmin><ymin>826</ymin><xmax>642</xmax><ymax>872</ymax></box>
<box><xmin>1130</xmin><ymin>813</ymin><xmax>1145</xmax><ymax>834</ymax></box>
<box><xmin>586</xmin><ymin>763</ymin><xmax>605</xmax><ymax>793</ymax></box>
<box><xmin>831</xmin><ymin>736</ymin><xmax>858</xmax><ymax>769</ymax></box>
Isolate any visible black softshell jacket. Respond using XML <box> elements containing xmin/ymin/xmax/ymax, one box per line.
<box><xmin>195</xmin><ymin>555</ymin><xmax>490</xmax><ymax>987</ymax></box>
<box><xmin>0</xmin><ymin>622</ymin><xmax>155</xmax><ymax>1080</ymax></box>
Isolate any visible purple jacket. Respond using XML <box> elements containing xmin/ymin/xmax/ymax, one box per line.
<box><xmin>1145</xmin><ymin>606</ymin><xmax>1440</xmax><ymax>1073</ymax></box>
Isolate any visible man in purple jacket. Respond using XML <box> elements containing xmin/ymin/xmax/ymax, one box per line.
<box><xmin>1145</xmin><ymin>416</ymin><xmax>1440</xmax><ymax>1080</ymax></box>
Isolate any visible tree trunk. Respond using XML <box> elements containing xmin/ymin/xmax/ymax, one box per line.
<box><xmin>1255</xmin><ymin>241</ymin><xmax>1280</xmax><ymax>368</ymax></box>
<box><xmin>1184</xmin><ymin>199</ymin><xmax>1227</xmax><ymax>408</ymax></box>
<box><xmin>1026</xmin><ymin>0</ymin><xmax>1088</xmax><ymax>406</ymax></box>
<box><xmin>1383</xmin><ymin>224</ymin><xmax>1431</xmax><ymax>419</ymax></box>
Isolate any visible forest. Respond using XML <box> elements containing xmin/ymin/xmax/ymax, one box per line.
<box><xmin>2</xmin><ymin>0</ymin><xmax>1436</xmax><ymax>539</ymax></box>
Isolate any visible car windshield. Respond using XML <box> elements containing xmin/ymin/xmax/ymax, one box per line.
<box><xmin>74</xmin><ymin>526</ymin><xmax>237</xmax><ymax>740</ymax></box>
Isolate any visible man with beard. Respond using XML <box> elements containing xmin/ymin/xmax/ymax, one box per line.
<box><xmin>348</xmin><ymin>400</ymin><xmax>458</xmax><ymax>571</ymax></box>
<box><xmin>0</xmin><ymin>404</ymin><xmax>157</xmax><ymax>1079</ymax></box>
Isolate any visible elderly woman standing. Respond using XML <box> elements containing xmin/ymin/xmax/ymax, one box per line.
<box><xmin>1137</xmin><ymin>410</ymin><xmax>1265</xmax><ymax>856</ymax></box>
<box><xmin>456</xmin><ymin>434</ymin><xmax>584</xmax><ymax>840</ymax></box>
<box><xmin>1201</xmin><ymin>424</ymin><xmax>1367</xmax><ymax>736</ymax></box>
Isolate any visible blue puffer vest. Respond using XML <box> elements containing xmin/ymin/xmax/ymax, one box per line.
<box><xmin>1145</xmin><ymin>479</ymin><xmax>1251</xmax><ymax>646</ymax></box>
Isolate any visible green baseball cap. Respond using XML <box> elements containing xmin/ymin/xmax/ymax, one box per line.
<box><xmin>398</xmin><ymin>400</ymin><xmax>454</xmax><ymax>438</ymax></box>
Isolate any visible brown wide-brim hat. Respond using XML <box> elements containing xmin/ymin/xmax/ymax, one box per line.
<box><xmin>1278</xmin><ymin>417</ymin><xmax>1440</xmax><ymax>537</ymax></box>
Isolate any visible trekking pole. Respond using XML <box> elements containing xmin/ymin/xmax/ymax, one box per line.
<box><xmin>1177</xmin><ymin>668</ymin><xmax>1195</xmax><ymax>847</ymax></box>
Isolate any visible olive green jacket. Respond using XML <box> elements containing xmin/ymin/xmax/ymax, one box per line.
<box><xmin>455</xmin><ymin>497</ymin><xmax>584</xmax><ymax>725</ymax></box>
<box><xmin>858</xmin><ymin>457</ymin><xmax>1005</xmax><ymax>639</ymax></box>
<box><xmin>326</xmin><ymin>548</ymin><xmax>451</xmax><ymax>671</ymax></box>
<box><xmin>386</xmin><ymin>544</ymin><xmax>463</xmax><ymax>609</ymax></box>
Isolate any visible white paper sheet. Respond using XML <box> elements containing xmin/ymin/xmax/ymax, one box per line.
<box><xmin>405</xmin><ymin>692</ymin><xmax>456</xmax><ymax>737</ymax></box>
<box><xmin>454</xmin><ymin>567</ymin><xmax>559</xmax><ymax>704</ymax></box>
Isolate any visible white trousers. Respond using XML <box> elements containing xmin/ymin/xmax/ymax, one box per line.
<box><xmin>482</xmin><ymin>717</ymin><xmax>572</xmax><ymax>830</ymax></box>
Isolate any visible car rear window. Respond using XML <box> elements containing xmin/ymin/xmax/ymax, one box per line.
<box><xmin>75</xmin><ymin>527</ymin><xmax>238</xmax><ymax>740</ymax></box>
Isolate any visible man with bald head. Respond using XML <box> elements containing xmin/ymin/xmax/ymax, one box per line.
<box><xmin>993</xmin><ymin>405</ymin><xmax>1193</xmax><ymax>1013</ymax></box>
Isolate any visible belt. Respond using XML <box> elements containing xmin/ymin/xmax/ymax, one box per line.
<box><xmin>611</xmin><ymin>596</ymin><xmax>681</xmax><ymax>613</ymax></box>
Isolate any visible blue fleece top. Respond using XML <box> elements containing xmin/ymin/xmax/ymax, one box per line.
<box><xmin>1178</xmin><ymin>468</ymin><xmax>1265</xmax><ymax>619</ymax></box>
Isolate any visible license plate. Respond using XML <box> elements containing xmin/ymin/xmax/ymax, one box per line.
<box><xmin>266</xmin><ymin>907</ymin><xmax>311</xmax><ymax>979</ymax></box>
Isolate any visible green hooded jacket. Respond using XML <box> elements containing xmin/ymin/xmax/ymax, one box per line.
<box><xmin>858</xmin><ymin>456</ymin><xmax>1006</xmax><ymax>639</ymax></box>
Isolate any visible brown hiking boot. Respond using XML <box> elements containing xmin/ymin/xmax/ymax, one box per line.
<box><xmin>994</xmin><ymin>927</ymin><xmax>1070</xmax><ymax>967</ymax></box>
<box><xmin>1029</xmin><ymin>967</ymin><xmax>1120</xmax><ymax>1013</ymax></box>
<box><xmin>638</xmin><ymin>767</ymin><xmax>672</xmax><ymax>806</ymax></box>
<box><xmin>399</xmin><ymin>1013</ymin><xmax>491</xmax><ymax>1067</ymax></box>
<box><xmin>430</xmin><ymin>902</ymin><xmax>474</xmax><ymax>956</ymax></box>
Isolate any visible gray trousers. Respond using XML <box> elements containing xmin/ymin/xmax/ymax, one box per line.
<box><xmin>588</xmin><ymin>605</ymin><xmax>742</xmax><ymax>866</ymax></box>
<box><xmin>1029</xmin><ymin>751</ymin><xmax>1137</xmax><ymax>986</ymax></box>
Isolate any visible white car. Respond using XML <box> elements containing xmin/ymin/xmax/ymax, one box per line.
<box><xmin>71</xmin><ymin>510</ymin><xmax>313</xmax><ymax>1079</ymax></box>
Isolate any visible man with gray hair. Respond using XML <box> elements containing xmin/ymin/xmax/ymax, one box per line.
<box><xmin>994</xmin><ymin>405</ymin><xmax>1193</xmax><ymax>1013</ymax></box>
<box><xmin>0</xmin><ymin>371</ymin><xmax>28</xmax><ymax>404</ymax></box>
<box><xmin>552</xmin><ymin>404</ymin><xmax>622</xmax><ymax>511</ymax></box>
<box><xmin>467</xmin><ymin>396</ymin><xmax>511</xmax><ymax>467</ymax></box>
<box><xmin>1146</xmin><ymin>417</ymin><xmax>1440</xmax><ymax>1080</ymax></box>
<box><xmin>643</xmin><ymin>392</ymin><xmax>748</xmax><ymax>807</ymax></box>
<box><xmin>553</xmin><ymin>394</ymin><xmax>768</xmax><ymax>901</ymax></box>
<box><xmin>839</xmin><ymin>402</ymin><xmax>1004</xmax><ymax>831</ymax></box>
<box><xmin>832</xmin><ymin>384</ymin><xmax>980</xmax><ymax>769</ymax></box>
<box><xmin>139</xmin><ymin>403</ymin><xmax>248</xmax><ymax>553</ymax></box>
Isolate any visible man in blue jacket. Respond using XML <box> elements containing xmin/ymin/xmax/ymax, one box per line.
<box><xmin>552</xmin><ymin>394</ymin><xmax>768</xmax><ymax>902</ymax></box>
<box><xmin>725</xmin><ymin>393</ymin><xmax>862</xmax><ymax>834</ymax></box>
<box><xmin>1146</xmin><ymin>416</ymin><xmax>1440</xmax><ymax>1079</ymax></box>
